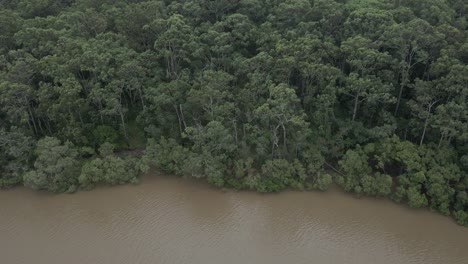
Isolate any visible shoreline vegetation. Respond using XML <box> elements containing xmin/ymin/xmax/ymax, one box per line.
<box><xmin>1</xmin><ymin>0</ymin><xmax>467</xmax><ymax>227</ymax></box>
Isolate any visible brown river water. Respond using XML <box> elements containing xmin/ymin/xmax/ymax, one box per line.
<box><xmin>1</xmin><ymin>171</ymin><xmax>467</xmax><ymax>264</ymax></box>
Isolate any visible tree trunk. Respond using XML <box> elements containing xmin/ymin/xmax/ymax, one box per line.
<box><xmin>26</xmin><ymin>118</ymin><xmax>34</xmax><ymax>135</ymax></box>
<box><xmin>78</xmin><ymin>111</ymin><xmax>84</xmax><ymax>128</ymax></box>
<box><xmin>438</xmin><ymin>134</ymin><xmax>445</xmax><ymax>148</ymax></box>
<box><xmin>395</xmin><ymin>54</ymin><xmax>413</xmax><ymax>116</ymax></box>
<box><xmin>419</xmin><ymin>101</ymin><xmax>437</xmax><ymax>146</ymax></box>
<box><xmin>272</xmin><ymin>125</ymin><xmax>280</xmax><ymax>158</ymax></box>
<box><xmin>420</xmin><ymin>116</ymin><xmax>429</xmax><ymax>146</ymax></box>
<box><xmin>242</xmin><ymin>124</ymin><xmax>246</xmax><ymax>140</ymax></box>
<box><xmin>352</xmin><ymin>94</ymin><xmax>359</xmax><ymax>121</ymax></box>
<box><xmin>179</xmin><ymin>104</ymin><xmax>187</xmax><ymax>130</ymax></box>
<box><xmin>119</xmin><ymin>107</ymin><xmax>129</xmax><ymax>145</ymax></box>
<box><xmin>282</xmin><ymin>124</ymin><xmax>287</xmax><ymax>150</ymax></box>
<box><xmin>27</xmin><ymin>106</ymin><xmax>38</xmax><ymax>135</ymax></box>
<box><xmin>98</xmin><ymin>101</ymin><xmax>104</xmax><ymax>124</ymax></box>
<box><xmin>138</xmin><ymin>86</ymin><xmax>145</xmax><ymax>109</ymax></box>
<box><xmin>173</xmin><ymin>104</ymin><xmax>183</xmax><ymax>135</ymax></box>
<box><xmin>232</xmin><ymin>120</ymin><xmax>238</xmax><ymax>145</ymax></box>
<box><xmin>45</xmin><ymin>118</ymin><xmax>53</xmax><ymax>135</ymax></box>
<box><xmin>394</xmin><ymin>83</ymin><xmax>403</xmax><ymax>116</ymax></box>
<box><xmin>37</xmin><ymin>118</ymin><xmax>45</xmax><ymax>135</ymax></box>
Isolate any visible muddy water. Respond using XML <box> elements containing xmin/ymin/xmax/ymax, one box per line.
<box><xmin>1</xmin><ymin>172</ymin><xmax>467</xmax><ymax>264</ymax></box>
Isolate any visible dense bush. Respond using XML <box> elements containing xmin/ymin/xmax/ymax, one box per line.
<box><xmin>23</xmin><ymin>137</ymin><xmax>80</xmax><ymax>192</ymax></box>
<box><xmin>78</xmin><ymin>143</ymin><xmax>142</xmax><ymax>189</ymax></box>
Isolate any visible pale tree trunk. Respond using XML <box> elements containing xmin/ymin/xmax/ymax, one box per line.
<box><xmin>179</xmin><ymin>104</ymin><xmax>187</xmax><ymax>130</ymax></box>
<box><xmin>271</xmin><ymin>125</ymin><xmax>280</xmax><ymax>158</ymax></box>
<box><xmin>242</xmin><ymin>124</ymin><xmax>246</xmax><ymax>140</ymax></box>
<box><xmin>37</xmin><ymin>118</ymin><xmax>45</xmax><ymax>135</ymax></box>
<box><xmin>438</xmin><ymin>134</ymin><xmax>445</xmax><ymax>148</ymax></box>
<box><xmin>420</xmin><ymin>116</ymin><xmax>429</xmax><ymax>146</ymax></box>
<box><xmin>395</xmin><ymin>50</ymin><xmax>415</xmax><ymax>116</ymax></box>
<box><xmin>27</xmin><ymin>106</ymin><xmax>38</xmax><ymax>135</ymax></box>
<box><xmin>282</xmin><ymin>124</ymin><xmax>287</xmax><ymax>150</ymax></box>
<box><xmin>98</xmin><ymin>101</ymin><xmax>104</xmax><ymax>124</ymax></box>
<box><xmin>45</xmin><ymin>118</ymin><xmax>53</xmax><ymax>134</ymax></box>
<box><xmin>394</xmin><ymin>74</ymin><xmax>407</xmax><ymax>116</ymax></box>
<box><xmin>173</xmin><ymin>104</ymin><xmax>183</xmax><ymax>135</ymax></box>
<box><xmin>352</xmin><ymin>94</ymin><xmax>359</xmax><ymax>121</ymax></box>
<box><xmin>78</xmin><ymin>111</ymin><xmax>84</xmax><ymax>127</ymax></box>
<box><xmin>232</xmin><ymin>120</ymin><xmax>238</xmax><ymax>145</ymax></box>
<box><xmin>119</xmin><ymin>107</ymin><xmax>128</xmax><ymax>144</ymax></box>
<box><xmin>138</xmin><ymin>86</ymin><xmax>145</xmax><ymax>109</ymax></box>
<box><xmin>419</xmin><ymin>100</ymin><xmax>438</xmax><ymax>146</ymax></box>
<box><xmin>26</xmin><ymin>119</ymin><xmax>34</xmax><ymax>134</ymax></box>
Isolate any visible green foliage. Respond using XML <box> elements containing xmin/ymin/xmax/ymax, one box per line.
<box><xmin>337</xmin><ymin>147</ymin><xmax>370</xmax><ymax>194</ymax></box>
<box><xmin>454</xmin><ymin>210</ymin><xmax>468</xmax><ymax>227</ymax></box>
<box><xmin>23</xmin><ymin>137</ymin><xmax>80</xmax><ymax>192</ymax></box>
<box><xmin>259</xmin><ymin>159</ymin><xmax>295</xmax><ymax>192</ymax></box>
<box><xmin>185</xmin><ymin>121</ymin><xmax>237</xmax><ymax>163</ymax></box>
<box><xmin>0</xmin><ymin>128</ymin><xmax>34</xmax><ymax>187</ymax></box>
<box><xmin>98</xmin><ymin>142</ymin><xmax>115</xmax><ymax>157</ymax></box>
<box><xmin>407</xmin><ymin>187</ymin><xmax>429</xmax><ymax>208</ymax></box>
<box><xmin>143</xmin><ymin>137</ymin><xmax>191</xmax><ymax>176</ymax></box>
<box><xmin>1</xmin><ymin>0</ymin><xmax>468</xmax><ymax>226</ymax></box>
<box><xmin>204</xmin><ymin>159</ymin><xmax>226</xmax><ymax>188</ymax></box>
<box><xmin>79</xmin><ymin>155</ymin><xmax>140</xmax><ymax>190</ymax></box>
<box><xmin>311</xmin><ymin>173</ymin><xmax>333</xmax><ymax>191</ymax></box>
<box><xmin>91</xmin><ymin>126</ymin><xmax>119</xmax><ymax>148</ymax></box>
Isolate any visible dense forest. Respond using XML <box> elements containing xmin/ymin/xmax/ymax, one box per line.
<box><xmin>0</xmin><ymin>0</ymin><xmax>467</xmax><ymax>225</ymax></box>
